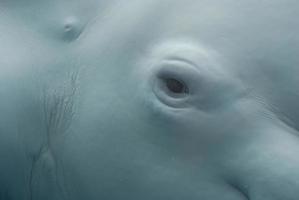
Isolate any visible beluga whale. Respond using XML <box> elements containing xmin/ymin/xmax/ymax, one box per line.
<box><xmin>0</xmin><ymin>0</ymin><xmax>299</xmax><ymax>199</ymax></box>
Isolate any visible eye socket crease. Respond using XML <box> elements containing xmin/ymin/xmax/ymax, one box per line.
<box><xmin>164</xmin><ymin>56</ymin><xmax>199</xmax><ymax>70</ymax></box>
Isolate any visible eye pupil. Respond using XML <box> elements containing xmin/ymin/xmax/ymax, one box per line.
<box><xmin>165</xmin><ymin>78</ymin><xmax>188</xmax><ymax>94</ymax></box>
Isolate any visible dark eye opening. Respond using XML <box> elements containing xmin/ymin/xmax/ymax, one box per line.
<box><xmin>164</xmin><ymin>78</ymin><xmax>189</xmax><ymax>94</ymax></box>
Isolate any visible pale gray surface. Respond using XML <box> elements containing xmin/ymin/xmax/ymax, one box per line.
<box><xmin>0</xmin><ymin>1</ymin><xmax>299</xmax><ymax>199</ymax></box>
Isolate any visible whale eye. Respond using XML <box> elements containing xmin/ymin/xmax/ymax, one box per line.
<box><xmin>152</xmin><ymin>64</ymin><xmax>195</xmax><ymax>108</ymax></box>
<box><xmin>156</xmin><ymin>74</ymin><xmax>190</xmax><ymax>100</ymax></box>
<box><xmin>144</xmin><ymin>41</ymin><xmax>232</xmax><ymax>110</ymax></box>
<box><xmin>164</xmin><ymin>78</ymin><xmax>189</xmax><ymax>94</ymax></box>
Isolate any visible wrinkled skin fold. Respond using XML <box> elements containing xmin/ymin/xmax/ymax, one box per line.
<box><xmin>0</xmin><ymin>0</ymin><xmax>299</xmax><ymax>200</ymax></box>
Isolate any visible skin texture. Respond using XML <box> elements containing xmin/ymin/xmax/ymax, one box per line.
<box><xmin>0</xmin><ymin>0</ymin><xmax>299</xmax><ymax>199</ymax></box>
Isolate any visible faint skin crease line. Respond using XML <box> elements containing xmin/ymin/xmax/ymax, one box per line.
<box><xmin>228</xmin><ymin>181</ymin><xmax>250</xmax><ymax>200</ymax></box>
<box><xmin>75</xmin><ymin>2</ymin><xmax>122</xmax><ymax>42</ymax></box>
<box><xmin>25</xmin><ymin>71</ymin><xmax>79</xmax><ymax>200</ymax></box>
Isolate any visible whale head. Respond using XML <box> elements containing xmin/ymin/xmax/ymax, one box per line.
<box><xmin>0</xmin><ymin>1</ymin><xmax>299</xmax><ymax>200</ymax></box>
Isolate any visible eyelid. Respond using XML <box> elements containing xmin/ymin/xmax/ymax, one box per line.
<box><xmin>154</xmin><ymin>59</ymin><xmax>202</xmax><ymax>94</ymax></box>
<box><xmin>164</xmin><ymin>56</ymin><xmax>199</xmax><ymax>69</ymax></box>
<box><xmin>153</xmin><ymin>79</ymin><xmax>190</xmax><ymax>108</ymax></box>
<box><xmin>155</xmin><ymin>58</ymin><xmax>201</xmax><ymax>78</ymax></box>
<box><xmin>150</xmin><ymin>57</ymin><xmax>202</xmax><ymax>108</ymax></box>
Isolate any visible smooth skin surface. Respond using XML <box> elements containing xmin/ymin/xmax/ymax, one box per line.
<box><xmin>0</xmin><ymin>0</ymin><xmax>299</xmax><ymax>199</ymax></box>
